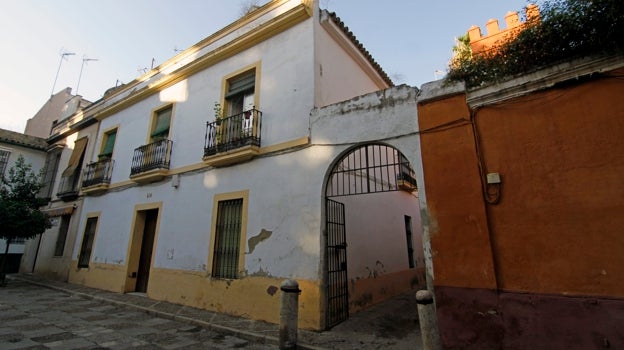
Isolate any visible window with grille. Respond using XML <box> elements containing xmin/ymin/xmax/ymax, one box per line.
<box><xmin>0</xmin><ymin>149</ymin><xmax>10</xmax><ymax>177</ymax></box>
<box><xmin>212</xmin><ymin>198</ymin><xmax>243</xmax><ymax>279</ymax></box>
<box><xmin>78</xmin><ymin>217</ymin><xmax>98</xmax><ymax>268</ymax></box>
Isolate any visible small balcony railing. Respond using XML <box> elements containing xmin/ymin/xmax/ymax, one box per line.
<box><xmin>130</xmin><ymin>139</ymin><xmax>173</xmax><ymax>176</ymax></box>
<box><xmin>57</xmin><ymin>173</ymin><xmax>80</xmax><ymax>200</ymax></box>
<box><xmin>82</xmin><ymin>159</ymin><xmax>114</xmax><ymax>188</ymax></box>
<box><xmin>204</xmin><ymin>109</ymin><xmax>262</xmax><ymax>157</ymax></box>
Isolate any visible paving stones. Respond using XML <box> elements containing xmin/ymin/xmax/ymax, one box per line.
<box><xmin>0</xmin><ymin>280</ymin><xmax>274</xmax><ymax>349</ymax></box>
<box><xmin>4</xmin><ymin>274</ymin><xmax>425</xmax><ymax>349</ymax></box>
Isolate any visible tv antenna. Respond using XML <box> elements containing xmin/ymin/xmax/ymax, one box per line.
<box><xmin>51</xmin><ymin>50</ymin><xmax>75</xmax><ymax>97</ymax></box>
<box><xmin>76</xmin><ymin>55</ymin><xmax>99</xmax><ymax>96</ymax></box>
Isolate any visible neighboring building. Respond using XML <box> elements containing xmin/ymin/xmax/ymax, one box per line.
<box><xmin>20</xmin><ymin>92</ymin><xmax>97</xmax><ymax>281</ymax></box>
<box><xmin>417</xmin><ymin>10</ymin><xmax>624</xmax><ymax>349</ymax></box>
<box><xmin>58</xmin><ymin>0</ymin><xmax>425</xmax><ymax>331</ymax></box>
<box><xmin>24</xmin><ymin>87</ymin><xmax>91</xmax><ymax>139</ymax></box>
<box><xmin>0</xmin><ymin>128</ymin><xmax>47</xmax><ymax>273</ymax></box>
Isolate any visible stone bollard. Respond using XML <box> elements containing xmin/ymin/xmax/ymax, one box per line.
<box><xmin>416</xmin><ymin>290</ymin><xmax>441</xmax><ymax>350</ymax></box>
<box><xmin>280</xmin><ymin>279</ymin><xmax>301</xmax><ymax>350</ymax></box>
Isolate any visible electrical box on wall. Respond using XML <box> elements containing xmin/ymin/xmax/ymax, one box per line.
<box><xmin>487</xmin><ymin>172</ymin><xmax>501</xmax><ymax>184</ymax></box>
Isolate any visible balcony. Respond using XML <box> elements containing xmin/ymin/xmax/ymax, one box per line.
<box><xmin>57</xmin><ymin>173</ymin><xmax>80</xmax><ymax>201</ymax></box>
<box><xmin>203</xmin><ymin>109</ymin><xmax>262</xmax><ymax>167</ymax></box>
<box><xmin>129</xmin><ymin>139</ymin><xmax>173</xmax><ymax>183</ymax></box>
<box><xmin>81</xmin><ymin>159</ymin><xmax>114</xmax><ymax>195</ymax></box>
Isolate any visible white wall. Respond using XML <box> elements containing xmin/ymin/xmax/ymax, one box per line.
<box><xmin>77</xmin><ymin>144</ymin><xmax>340</xmax><ymax>280</ymax></box>
<box><xmin>77</xmin><ymin>85</ymin><xmax>423</xmax><ymax>284</ymax></box>
<box><xmin>91</xmin><ymin>19</ymin><xmax>316</xmax><ymax>181</ymax></box>
<box><xmin>0</xmin><ymin>143</ymin><xmax>46</xmax><ymax>255</ymax></box>
<box><xmin>336</xmin><ymin>191</ymin><xmax>422</xmax><ymax>279</ymax></box>
<box><xmin>313</xmin><ymin>11</ymin><xmax>389</xmax><ymax>107</ymax></box>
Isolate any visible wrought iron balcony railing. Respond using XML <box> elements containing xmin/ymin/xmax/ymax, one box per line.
<box><xmin>204</xmin><ymin>109</ymin><xmax>262</xmax><ymax>157</ymax></box>
<box><xmin>130</xmin><ymin>139</ymin><xmax>173</xmax><ymax>176</ymax></box>
<box><xmin>57</xmin><ymin>173</ymin><xmax>80</xmax><ymax>199</ymax></box>
<box><xmin>82</xmin><ymin>158</ymin><xmax>114</xmax><ymax>188</ymax></box>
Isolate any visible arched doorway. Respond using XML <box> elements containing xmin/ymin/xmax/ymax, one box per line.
<box><xmin>323</xmin><ymin>143</ymin><xmax>423</xmax><ymax>328</ymax></box>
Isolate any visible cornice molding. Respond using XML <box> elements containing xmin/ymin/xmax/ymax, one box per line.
<box><xmin>91</xmin><ymin>3</ymin><xmax>312</xmax><ymax>121</ymax></box>
<box><xmin>467</xmin><ymin>55</ymin><xmax>624</xmax><ymax>108</ymax></box>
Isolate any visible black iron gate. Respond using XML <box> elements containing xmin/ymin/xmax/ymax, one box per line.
<box><xmin>326</xmin><ymin>198</ymin><xmax>348</xmax><ymax>328</ymax></box>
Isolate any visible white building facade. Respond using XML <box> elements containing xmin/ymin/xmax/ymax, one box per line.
<box><xmin>0</xmin><ymin>129</ymin><xmax>47</xmax><ymax>272</ymax></box>
<box><xmin>64</xmin><ymin>0</ymin><xmax>425</xmax><ymax>330</ymax></box>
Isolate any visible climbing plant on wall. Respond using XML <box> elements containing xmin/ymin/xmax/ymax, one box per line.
<box><xmin>447</xmin><ymin>0</ymin><xmax>624</xmax><ymax>88</ymax></box>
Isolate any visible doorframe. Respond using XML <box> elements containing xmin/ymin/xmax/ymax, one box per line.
<box><xmin>124</xmin><ymin>202</ymin><xmax>162</xmax><ymax>293</ymax></box>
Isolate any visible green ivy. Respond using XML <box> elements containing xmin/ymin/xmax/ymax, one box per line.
<box><xmin>447</xmin><ymin>0</ymin><xmax>624</xmax><ymax>88</ymax></box>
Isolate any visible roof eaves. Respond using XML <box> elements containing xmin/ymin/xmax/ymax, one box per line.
<box><xmin>0</xmin><ymin>128</ymin><xmax>48</xmax><ymax>151</ymax></box>
<box><xmin>326</xmin><ymin>11</ymin><xmax>393</xmax><ymax>87</ymax></box>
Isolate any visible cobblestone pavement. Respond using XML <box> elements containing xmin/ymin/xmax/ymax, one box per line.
<box><xmin>0</xmin><ymin>279</ymin><xmax>273</xmax><ymax>349</ymax></box>
<box><xmin>1</xmin><ymin>275</ymin><xmax>423</xmax><ymax>349</ymax></box>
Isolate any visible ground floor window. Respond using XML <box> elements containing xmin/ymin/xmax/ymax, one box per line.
<box><xmin>78</xmin><ymin>217</ymin><xmax>98</xmax><ymax>268</ymax></box>
<box><xmin>212</xmin><ymin>198</ymin><xmax>243</xmax><ymax>279</ymax></box>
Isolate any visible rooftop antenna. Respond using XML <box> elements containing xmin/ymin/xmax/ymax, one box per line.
<box><xmin>76</xmin><ymin>55</ymin><xmax>99</xmax><ymax>96</ymax></box>
<box><xmin>174</xmin><ymin>46</ymin><xmax>183</xmax><ymax>53</ymax></box>
<box><xmin>51</xmin><ymin>50</ymin><xmax>75</xmax><ymax>97</ymax></box>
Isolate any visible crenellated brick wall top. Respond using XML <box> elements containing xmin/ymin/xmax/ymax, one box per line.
<box><xmin>468</xmin><ymin>4</ymin><xmax>539</xmax><ymax>55</ymax></box>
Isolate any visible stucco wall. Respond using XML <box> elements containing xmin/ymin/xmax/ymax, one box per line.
<box><xmin>313</xmin><ymin>13</ymin><xmax>388</xmax><ymax>107</ymax></box>
<box><xmin>0</xmin><ymin>142</ymin><xmax>46</xmax><ymax>256</ymax></box>
<box><xmin>417</xmin><ymin>66</ymin><xmax>624</xmax><ymax>349</ymax></box>
<box><xmin>92</xmin><ymin>20</ymin><xmax>315</xmax><ymax>183</ymax></box>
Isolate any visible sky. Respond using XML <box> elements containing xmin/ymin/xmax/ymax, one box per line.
<box><xmin>0</xmin><ymin>0</ymin><xmax>531</xmax><ymax>133</ymax></box>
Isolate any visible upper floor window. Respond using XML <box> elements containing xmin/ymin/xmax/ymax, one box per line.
<box><xmin>40</xmin><ymin>146</ymin><xmax>63</xmax><ymax>199</ymax></box>
<box><xmin>225</xmin><ymin>69</ymin><xmax>256</xmax><ymax>117</ymax></box>
<box><xmin>0</xmin><ymin>149</ymin><xmax>10</xmax><ymax>177</ymax></box>
<box><xmin>58</xmin><ymin>137</ymin><xmax>88</xmax><ymax>198</ymax></box>
<box><xmin>99</xmin><ymin>128</ymin><xmax>117</xmax><ymax>159</ymax></box>
<box><xmin>150</xmin><ymin>106</ymin><xmax>172</xmax><ymax>142</ymax></box>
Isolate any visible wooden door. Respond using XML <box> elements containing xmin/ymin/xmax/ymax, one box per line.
<box><xmin>136</xmin><ymin>209</ymin><xmax>158</xmax><ymax>293</ymax></box>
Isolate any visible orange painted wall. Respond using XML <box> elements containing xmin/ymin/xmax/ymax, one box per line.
<box><xmin>418</xmin><ymin>69</ymin><xmax>624</xmax><ymax>298</ymax></box>
<box><xmin>419</xmin><ymin>70</ymin><xmax>624</xmax><ymax>348</ymax></box>
<box><xmin>475</xmin><ymin>72</ymin><xmax>624</xmax><ymax>296</ymax></box>
<box><xmin>418</xmin><ymin>94</ymin><xmax>497</xmax><ymax>290</ymax></box>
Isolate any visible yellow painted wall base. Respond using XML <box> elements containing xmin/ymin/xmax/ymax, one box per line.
<box><xmin>349</xmin><ymin>267</ymin><xmax>426</xmax><ymax>314</ymax></box>
<box><xmin>32</xmin><ymin>257</ymin><xmax>72</xmax><ymax>282</ymax></box>
<box><xmin>68</xmin><ymin>261</ymin><xmax>128</xmax><ymax>292</ymax></box>
<box><xmin>145</xmin><ymin>268</ymin><xmax>323</xmax><ymax>330</ymax></box>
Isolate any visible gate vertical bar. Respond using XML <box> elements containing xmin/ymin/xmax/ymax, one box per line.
<box><xmin>325</xmin><ymin>198</ymin><xmax>348</xmax><ymax>328</ymax></box>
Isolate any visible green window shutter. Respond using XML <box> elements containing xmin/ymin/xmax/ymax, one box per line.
<box><xmin>99</xmin><ymin>131</ymin><xmax>116</xmax><ymax>157</ymax></box>
<box><xmin>225</xmin><ymin>72</ymin><xmax>255</xmax><ymax>98</ymax></box>
<box><xmin>151</xmin><ymin>108</ymin><xmax>172</xmax><ymax>137</ymax></box>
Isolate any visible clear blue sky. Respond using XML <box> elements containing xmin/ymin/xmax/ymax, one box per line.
<box><xmin>0</xmin><ymin>0</ymin><xmax>531</xmax><ymax>133</ymax></box>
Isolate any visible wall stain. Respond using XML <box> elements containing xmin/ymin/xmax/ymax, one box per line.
<box><xmin>352</xmin><ymin>292</ymin><xmax>373</xmax><ymax>308</ymax></box>
<box><xmin>266</xmin><ymin>285</ymin><xmax>278</xmax><ymax>296</ymax></box>
<box><xmin>247</xmin><ymin>229</ymin><xmax>273</xmax><ymax>254</ymax></box>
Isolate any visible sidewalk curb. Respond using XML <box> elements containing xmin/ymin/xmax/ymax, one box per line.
<box><xmin>10</xmin><ymin>275</ymin><xmax>328</xmax><ymax>350</ymax></box>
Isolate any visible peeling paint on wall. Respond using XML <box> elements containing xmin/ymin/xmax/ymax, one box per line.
<box><xmin>247</xmin><ymin>229</ymin><xmax>273</xmax><ymax>254</ymax></box>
